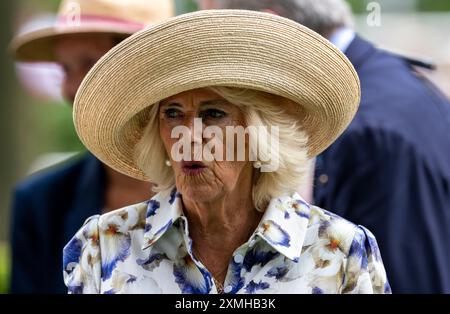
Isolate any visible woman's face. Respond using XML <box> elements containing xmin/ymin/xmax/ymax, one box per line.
<box><xmin>159</xmin><ymin>88</ymin><xmax>253</xmax><ymax>202</ymax></box>
<box><xmin>54</xmin><ymin>34</ymin><xmax>116</xmax><ymax>103</ymax></box>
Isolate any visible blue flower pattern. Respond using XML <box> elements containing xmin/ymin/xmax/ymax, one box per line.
<box><xmin>63</xmin><ymin>188</ymin><xmax>391</xmax><ymax>294</ymax></box>
<box><xmin>244</xmin><ymin>280</ymin><xmax>270</xmax><ymax>293</ymax></box>
<box><xmin>173</xmin><ymin>254</ymin><xmax>212</xmax><ymax>294</ymax></box>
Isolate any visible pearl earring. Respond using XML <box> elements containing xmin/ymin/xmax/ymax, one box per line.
<box><xmin>253</xmin><ymin>161</ymin><xmax>262</xmax><ymax>169</ymax></box>
<box><xmin>165</xmin><ymin>160</ymin><xmax>171</xmax><ymax>167</ymax></box>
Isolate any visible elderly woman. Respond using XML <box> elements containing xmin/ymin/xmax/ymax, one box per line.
<box><xmin>63</xmin><ymin>10</ymin><xmax>390</xmax><ymax>294</ymax></box>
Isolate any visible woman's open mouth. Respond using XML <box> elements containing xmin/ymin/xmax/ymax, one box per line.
<box><xmin>181</xmin><ymin>161</ymin><xmax>207</xmax><ymax>175</ymax></box>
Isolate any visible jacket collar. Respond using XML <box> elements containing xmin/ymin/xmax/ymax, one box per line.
<box><xmin>141</xmin><ymin>188</ymin><xmax>310</xmax><ymax>262</ymax></box>
<box><xmin>329</xmin><ymin>27</ymin><xmax>355</xmax><ymax>53</ymax></box>
<box><xmin>344</xmin><ymin>35</ymin><xmax>377</xmax><ymax>70</ymax></box>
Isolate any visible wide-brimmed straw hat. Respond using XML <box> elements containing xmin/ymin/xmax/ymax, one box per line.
<box><xmin>10</xmin><ymin>0</ymin><xmax>174</xmax><ymax>62</ymax></box>
<box><xmin>73</xmin><ymin>9</ymin><xmax>361</xmax><ymax>181</ymax></box>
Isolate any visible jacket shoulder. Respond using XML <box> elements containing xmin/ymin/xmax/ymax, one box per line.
<box><xmin>14</xmin><ymin>154</ymin><xmax>92</xmax><ymax>195</ymax></box>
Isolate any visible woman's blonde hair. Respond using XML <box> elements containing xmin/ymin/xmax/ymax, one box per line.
<box><xmin>135</xmin><ymin>87</ymin><xmax>310</xmax><ymax>211</ymax></box>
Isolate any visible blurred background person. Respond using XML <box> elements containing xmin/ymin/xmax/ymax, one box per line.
<box><xmin>8</xmin><ymin>0</ymin><xmax>174</xmax><ymax>293</ymax></box>
<box><xmin>197</xmin><ymin>0</ymin><xmax>450</xmax><ymax>293</ymax></box>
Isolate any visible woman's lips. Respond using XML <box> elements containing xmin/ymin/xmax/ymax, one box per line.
<box><xmin>181</xmin><ymin>161</ymin><xmax>207</xmax><ymax>175</ymax></box>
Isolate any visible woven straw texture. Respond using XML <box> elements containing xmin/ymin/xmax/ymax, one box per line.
<box><xmin>74</xmin><ymin>9</ymin><xmax>361</xmax><ymax>181</ymax></box>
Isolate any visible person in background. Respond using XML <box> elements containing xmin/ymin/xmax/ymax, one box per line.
<box><xmin>9</xmin><ymin>0</ymin><xmax>174</xmax><ymax>293</ymax></box>
<box><xmin>198</xmin><ymin>0</ymin><xmax>450</xmax><ymax>293</ymax></box>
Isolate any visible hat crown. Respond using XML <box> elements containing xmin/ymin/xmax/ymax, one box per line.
<box><xmin>57</xmin><ymin>0</ymin><xmax>174</xmax><ymax>26</ymax></box>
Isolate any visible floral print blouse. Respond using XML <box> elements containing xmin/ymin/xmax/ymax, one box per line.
<box><xmin>63</xmin><ymin>187</ymin><xmax>391</xmax><ymax>294</ymax></box>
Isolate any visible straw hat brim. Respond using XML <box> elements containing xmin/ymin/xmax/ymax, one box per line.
<box><xmin>10</xmin><ymin>25</ymin><xmax>137</xmax><ymax>62</ymax></box>
<box><xmin>74</xmin><ymin>10</ymin><xmax>361</xmax><ymax>182</ymax></box>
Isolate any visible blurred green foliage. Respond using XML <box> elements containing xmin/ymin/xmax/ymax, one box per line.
<box><xmin>175</xmin><ymin>0</ymin><xmax>198</xmax><ymax>14</ymax></box>
<box><xmin>0</xmin><ymin>243</ymin><xmax>10</xmax><ymax>294</ymax></box>
<box><xmin>347</xmin><ymin>0</ymin><xmax>450</xmax><ymax>13</ymax></box>
<box><xmin>346</xmin><ymin>0</ymin><xmax>367</xmax><ymax>14</ymax></box>
<box><xmin>417</xmin><ymin>0</ymin><xmax>450</xmax><ymax>12</ymax></box>
<box><xmin>34</xmin><ymin>101</ymin><xmax>85</xmax><ymax>153</ymax></box>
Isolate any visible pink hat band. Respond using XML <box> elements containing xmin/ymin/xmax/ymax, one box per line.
<box><xmin>56</xmin><ymin>14</ymin><xmax>146</xmax><ymax>32</ymax></box>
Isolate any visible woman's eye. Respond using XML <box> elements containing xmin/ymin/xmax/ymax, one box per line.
<box><xmin>201</xmin><ymin>109</ymin><xmax>227</xmax><ymax>119</ymax></box>
<box><xmin>163</xmin><ymin>108</ymin><xmax>183</xmax><ymax>119</ymax></box>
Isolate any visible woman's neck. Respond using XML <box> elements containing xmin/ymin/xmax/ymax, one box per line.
<box><xmin>182</xmin><ymin>175</ymin><xmax>263</xmax><ymax>285</ymax></box>
<box><xmin>184</xmin><ymin>191</ymin><xmax>261</xmax><ymax>247</ymax></box>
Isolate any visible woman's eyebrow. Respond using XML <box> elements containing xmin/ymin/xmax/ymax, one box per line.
<box><xmin>161</xmin><ymin>102</ymin><xmax>182</xmax><ymax>108</ymax></box>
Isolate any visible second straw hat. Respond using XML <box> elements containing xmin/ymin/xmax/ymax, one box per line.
<box><xmin>10</xmin><ymin>0</ymin><xmax>174</xmax><ymax>62</ymax></box>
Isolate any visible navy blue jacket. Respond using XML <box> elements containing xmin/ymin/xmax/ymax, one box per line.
<box><xmin>314</xmin><ymin>36</ymin><xmax>450</xmax><ymax>293</ymax></box>
<box><xmin>10</xmin><ymin>153</ymin><xmax>105</xmax><ymax>293</ymax></box>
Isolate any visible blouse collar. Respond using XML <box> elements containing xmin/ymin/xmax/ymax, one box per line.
<box><xmin>141</xmin><ymin>187</ymin><xmax>311</xmax><ymax>262</ymax></box>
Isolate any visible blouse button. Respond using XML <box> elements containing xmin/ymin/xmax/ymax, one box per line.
<box><xmin>224</xmin><ymin>285</ymin><xmax>233</xmax><ymax>293</ymax></box>
<box><xmin>234</xmin><ymin>254</ymin><xmax>244</xmax><ymax>264</ymax></box>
